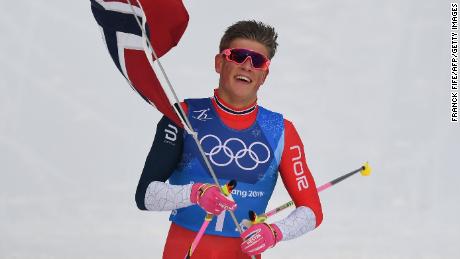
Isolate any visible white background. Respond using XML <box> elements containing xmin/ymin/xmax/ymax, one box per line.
<box><xmin>1</xmin><ymin>0</ymin><xmax>458</xmax><ymax>258</ymax></box>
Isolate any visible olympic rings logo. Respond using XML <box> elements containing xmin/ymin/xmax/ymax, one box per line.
<box><xmin>199</xmin><ymin>134</ymin><xmax>271</xmax><ymax>171</ymax></box>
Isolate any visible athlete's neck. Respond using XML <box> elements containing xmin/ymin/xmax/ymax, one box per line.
<box><xmin>213</xmin><ymin>89</ymin><xmax>257</xmax><ymax>115</ymax></box>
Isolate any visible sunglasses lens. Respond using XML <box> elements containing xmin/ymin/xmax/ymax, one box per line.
<box><xmin>249</xmin><ymin>53</ymin><xmax>265</xmax><ymax>68</ymax></box>
<box><xmin>228</xmin><ymin>49</ymin><xmax>268</xmax><ymax>69</ymax></box>
<box><xmin>229</xmin><ymin>50</ymin><xmax>249</xmax><ymax>63</ymax></box>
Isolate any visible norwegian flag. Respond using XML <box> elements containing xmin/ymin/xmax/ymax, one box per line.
<box><xmin>90</xmin><ymin>0</ymin><xmax>189</xmax><ymax>126</ymax></box>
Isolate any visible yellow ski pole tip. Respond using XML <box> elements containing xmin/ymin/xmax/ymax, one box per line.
<box><xmin>255</xmin><ymin>215</ymin><xmax>267</xmax><ymax>224</ymax></box>
<box><xmin>361</xmin><ymin>162</ymin><xmax>372</xmax><ymax>176</ymax></box>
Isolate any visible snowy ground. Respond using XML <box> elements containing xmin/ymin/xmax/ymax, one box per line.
<box><xmin>1</xmin><ymin>0</ymin><xmax>458</xmax><ymax>258</ymax></box>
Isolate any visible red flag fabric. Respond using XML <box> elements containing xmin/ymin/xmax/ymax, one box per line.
<box><xmin>91</xmin><ymin>0</ymin><xmax>189</xmax><ymax>126</ymax></box>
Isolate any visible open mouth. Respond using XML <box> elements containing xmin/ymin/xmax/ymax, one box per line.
<box><xmin>235</xmin><ymin>75</ymin><xmax>252</xmax><ymax>83</ymax></box>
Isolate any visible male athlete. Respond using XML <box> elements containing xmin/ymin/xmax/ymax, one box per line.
<box><xmin>135</xmin><ymin>20</ymin><xmax>323</xmax><ymax>258</ymax></box>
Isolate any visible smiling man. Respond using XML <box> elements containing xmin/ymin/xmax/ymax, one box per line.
<box><xmin>135</xmin><ymin>20</ymin><xmax>323</xmax><ymax>258</ymax></box>
<box><xmin>215</xmin><ymin>38</ymin><xmax>270</xmax><ymax>108</ymax></box>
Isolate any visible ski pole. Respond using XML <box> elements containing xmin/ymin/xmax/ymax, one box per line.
<box><xmin>245</xmin><ymin>162</ymin><xmax>372</xmax><ymax>226</ymax></box>
<box><xmin>185</xmin><ymin>180</ymin><xmax>237</xmax><ymax>259</ymax></box>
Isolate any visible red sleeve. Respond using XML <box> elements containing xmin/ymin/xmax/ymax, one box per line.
<box><xmin>279</xmin><ymin>119</ymin><xmax>323</xmax><ymax>227</ymax></box>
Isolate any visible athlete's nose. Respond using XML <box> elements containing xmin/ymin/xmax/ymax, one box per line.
<box><xmin>240</xmin><ymin>56</ymin><xmax>253</xmax><ymax>71</ymax></box>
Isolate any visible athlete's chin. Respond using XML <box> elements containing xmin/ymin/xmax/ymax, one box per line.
<box><xmin>228</xmin><ymin>86</ymin><xmax>256</xmax><ymax>100</ymax></box>
<box><xmin>230</xmin><ymin>81</ymin><xmax>257</xmax><ymax>93</ymax></box>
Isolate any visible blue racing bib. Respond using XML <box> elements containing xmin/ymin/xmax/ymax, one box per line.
<box><xmin>168</xmin><ymin>98</ymin><xmax>284</xmax><ymax>237</ymax></box>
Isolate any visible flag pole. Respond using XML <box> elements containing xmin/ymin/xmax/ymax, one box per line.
<box><xmin>126</xmin><ymin>0</ymin><xmax>248</xmax><ymax>242</ymax></box>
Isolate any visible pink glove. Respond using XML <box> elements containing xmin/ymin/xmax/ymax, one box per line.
<box><xmin>190</xmin><ymin>183</ymin><xmax>237</xmax><ymax>215</ymax></box>
<box><xmin>241</xmin><ymin>223</ymin><xmax>283</xmax><ymax>256</ymax></box>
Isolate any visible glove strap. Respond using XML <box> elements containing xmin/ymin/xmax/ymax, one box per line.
<box><xmin>192</xmin><ymin>183</ymin><xmax>207</xmax><ymax>203</ymax></box>
<box><xmin>264</xmin><ymin>223</ymin><xmax>279</xmax><ymax>247</ymax></box>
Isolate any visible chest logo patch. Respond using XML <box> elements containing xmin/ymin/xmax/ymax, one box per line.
<box><xmin>192</xmin><ymin>109</ymin><xmax>213</xmax><ymax>121</ymax></box>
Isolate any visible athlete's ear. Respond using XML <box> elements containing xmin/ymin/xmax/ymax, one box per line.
<box><xmin>260</xmin><ymin>68</ymin><xmax>269</xmax><ymax>85</ymax></box>
<box><xmin>215</xmin><ymin>54</ymin><xmax>223</xmax><ymax>74</ymax></box>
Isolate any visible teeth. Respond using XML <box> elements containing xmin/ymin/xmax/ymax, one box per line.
<box><xmin>236</xmin><ymin>75</ymin><xmax>251</xmax><ymax>83</ymax></box>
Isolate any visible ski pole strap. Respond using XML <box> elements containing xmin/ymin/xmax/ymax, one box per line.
<box><xmin>263</xmin><ymin>223</ymin><xmax>279</xmax><ymax>246</ymax></box>
<box><xmin>198</xmin><ymin>184</ymin><xmax>214</xmax><ymax>198</ymax></box>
